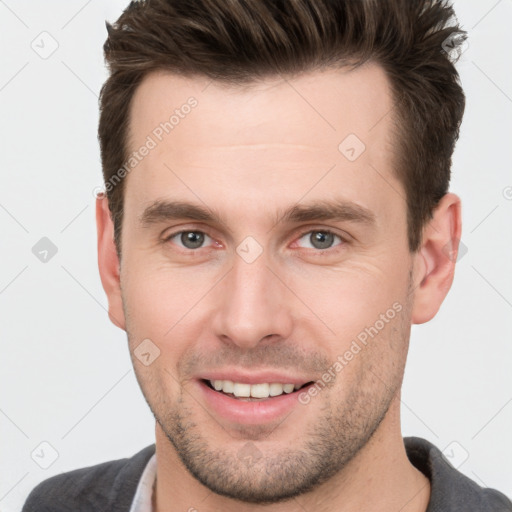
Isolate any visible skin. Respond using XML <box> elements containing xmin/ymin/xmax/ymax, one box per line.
<box><xmin>97</xmin><ymin>63</ymin><xmax>462</xmax><ymax>512</ymax></box>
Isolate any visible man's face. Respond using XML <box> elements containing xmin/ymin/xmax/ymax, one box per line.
<box><xmin>119</xmin><ymin>64</ymin><xmax>416</xmax><ymax>503</ymax></box>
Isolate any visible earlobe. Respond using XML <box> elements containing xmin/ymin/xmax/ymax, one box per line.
<box><xmin>411</xmin><ymin>193</ymin><xmax>462</xmax><ymax>325</ymax></box>
<box><xmin>96</xmin><ymin>196</ymin><xmax>126</xmax><ymax>331</ymax></box>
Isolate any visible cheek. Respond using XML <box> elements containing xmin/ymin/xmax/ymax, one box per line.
<box><xmin>288</xmin><ymin>256</ymin><xmax>409</xmax><ymax>335</ymax></box>
<box><xmin>285</xmin><ymin>257</ymin><xmax>411</xmax><ymax>395</ymax></box>
<box><xmin>121</xmin><ymin>260</ymin><xmax>214</xmax><ymax>339</ymax></box>
<box><xmin>325</xmin><ymin>299</ymin><xmax>410</xmax><ymax>406</ymax></box>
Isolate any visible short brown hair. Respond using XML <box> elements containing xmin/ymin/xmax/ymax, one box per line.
<box><xmin>98</xmin><ymin>0</ymin><xmax>466</xmax><ymax>254</ymax></box>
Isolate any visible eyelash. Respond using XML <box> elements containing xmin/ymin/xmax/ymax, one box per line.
<box><xmin>162</xmin><ymin>227</ymin><xmax>347</xmax><ymax>254</ymax></box>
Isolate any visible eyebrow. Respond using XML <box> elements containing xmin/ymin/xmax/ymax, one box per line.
<box><xmin>139</xmin><ymin>199</ymin><xmax>376</xmax><ymax>228</ymax></box>
<box><xmin>277</xmin><ymin>200</ymin><xmax>376</xmax><ymax>226</ymax></box>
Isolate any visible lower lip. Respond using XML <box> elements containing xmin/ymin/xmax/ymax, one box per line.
<box><xmin>196</xmin><ymin>380</ymin><xmax>312</xmax><ymax>425</ymax></box>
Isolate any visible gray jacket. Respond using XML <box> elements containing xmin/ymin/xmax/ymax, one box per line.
<box><xmin>22</xmin><ymin>436</ymin><xmax>512</xmax><ymax>511</ymax></box>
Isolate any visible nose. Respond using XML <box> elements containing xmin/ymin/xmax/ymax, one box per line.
<box><xmin>212</xmin><ymin>250</ymin><xmax>293</xmax><ymax>350</ymax></box>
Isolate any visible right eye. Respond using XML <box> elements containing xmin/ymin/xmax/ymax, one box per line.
<box><xmin>165</xmin><ymin>230</ymin><xmax>214</xmax><ymax>250</ymax></box>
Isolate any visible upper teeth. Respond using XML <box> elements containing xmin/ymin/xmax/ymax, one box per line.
<box><xmin>209</xmin><ymin>380</ymin><xmax>303</xmax><ymax>398</ymax></box>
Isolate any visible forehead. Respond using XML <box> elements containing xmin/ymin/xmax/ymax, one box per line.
<box><xmin>124</xmin><ymin>64</ymin><xmax>401</xmax><ymax>224</ymax></box>
<box><xmin>128</xmin><ymin>63</ymin><xmax>394</xmax><ymax>148</ymax></box>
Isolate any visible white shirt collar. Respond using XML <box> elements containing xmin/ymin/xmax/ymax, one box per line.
<box><xmin>129</xmin><ymin>452</ymin><xmax>157</xmax><ymax>512</ymax></box>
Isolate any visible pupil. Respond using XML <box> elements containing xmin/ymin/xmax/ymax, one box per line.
<box><xmin>181</xmin><ymin>231</ymin><xmax>204</xmax><ymax>249</ymax></box>
<box><xmin>311</xmin><ymin>231</ymin><xmax>333</xmax><ymax>249</ymax></box>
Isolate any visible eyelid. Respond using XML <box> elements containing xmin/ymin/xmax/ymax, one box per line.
<box><xmin>295</xmin><ymin>226</ymin><xmax>345</xmax><ymax>238</ymax></box>
<box><xmin>161</xmin><ymin>226</ymin><xmax>218</xmax><ymax>249</ymax></box>
<box><xmin>171</xmin><ymin>230</ymin><xmax>211</xmax><ymax>243</ymax></box>
<box><xmin>292</xmin><ymin>226</ymin><xmax>350</xmax><ymax>245</ymax></box>
<box><xmin>162</xmin><ymin>223</ymin><xmax>214</xmax><ymax>240</ymax></box>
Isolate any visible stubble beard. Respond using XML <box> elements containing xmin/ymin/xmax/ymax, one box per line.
<box><xmin>125</xmin><ymin>276</ymin><xmax>414</xmax><ymax>504</ymax></box>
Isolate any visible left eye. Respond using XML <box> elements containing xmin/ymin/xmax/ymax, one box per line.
<box><xmin>168</xmin><ymin>231</ymin><xmax>213</xmax><ymax>250</ymax></box>
<box><xmin>296</xmin><ymin>230</ymin><xmax>343</xmax><ymax>250</ymax></box>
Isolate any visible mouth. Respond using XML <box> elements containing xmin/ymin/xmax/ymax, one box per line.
<box><xmin>195</xmin><ymin>373</ymin><xmax>318</xmax><ymax>424</ymax></box>
<box><xmin>201</xmin><ymin>378</ymin><xmax>315</xmax><ymax>401</ymax></box>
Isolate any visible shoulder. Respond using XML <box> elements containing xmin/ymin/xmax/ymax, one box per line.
<box><xmin>404</xmin><ymin>436</ymin><xmax>512</xmax><ymax>511</ymax></box>
<box><xmin>22</xmin><ymin>444</ymin><xmax>155</xmax><ymax>512</ymax></box>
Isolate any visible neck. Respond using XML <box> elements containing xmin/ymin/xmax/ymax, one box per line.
<box><xmin>153</xmin><ymin>395</ymin><xmax>431</xmax><ymax>512</ymax></box>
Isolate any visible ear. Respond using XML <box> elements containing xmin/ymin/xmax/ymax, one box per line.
<box><xmin>411</xmin><ymin>193</ymin><xmax>462</xmax><ymax>325</ymax></box>
<box><xmin>96</xmin><ymin>195</ymin><xmax>126</xmax><ymax>330</ymax></box>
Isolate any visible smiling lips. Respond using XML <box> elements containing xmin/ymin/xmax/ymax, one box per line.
<box><xmin>197</xmin><ymin>375</ymin><xmax>316</xmax><ymax>424</ymax></box>
<box><xmin>206</xmin><ymin>379</ymin><xmax>311</xmax><ymax>399</ymax></box>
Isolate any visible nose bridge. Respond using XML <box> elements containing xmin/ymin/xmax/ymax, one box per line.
<box><xmin>212</xmin><ymin>249</ymin><xmax>292</xmax><ymax>348</ymax></box>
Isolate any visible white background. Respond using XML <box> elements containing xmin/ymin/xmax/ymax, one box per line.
<box><xmin>0</xmin><ymin>1</ymin><xmax>511</xmax><ymax>510</ymax></box>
